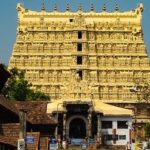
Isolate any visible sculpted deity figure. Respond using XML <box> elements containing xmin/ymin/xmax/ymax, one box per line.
<box><xmin>51</xmin><ymin>33</ymin><xmax>55</xmax><ymax>40</ymax></box>
<box><xmin>57</xmin><ymin>33</ymin><xmax>63</xmax><ymax>40</ymax></box>
<box><xmin>97</xmin><ymin>34</ymin><xmax>102</xmax><ymax>40</ymax></box>
<box><xmin>17</xmin><ymin>34</ymin><xmax>25</xmax><ymax>41</ymax></box>
<box><xmin>65</xmin><ymin>32</ymin><xmax>71</xmax><ymax>39</ymax></box>
<box><xmin>53</xmin><ymin>71</ymin><xmax>57</xmax><ymax>82</ymax></box>
<box><xmin>34</xmin><ymin>33</ymin><xmax>40</xmax><ymax>40</ymax></box>
<box><xmin>26</xmin><ymin>33</ymin><xmax>33</xmax><ymax>41</ymax></box>
<box><xmin>39</xmin><ymin>33</ymin><xmax>46</xmax><ymax>40</ymax></box>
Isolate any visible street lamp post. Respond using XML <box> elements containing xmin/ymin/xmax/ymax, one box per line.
<box><xmin>55</xmin><ymin>103</ymin><xmax>63</xmax><ymax>139</ymax></box>
<box><xmin>18</xmin><ymin>109</ymin><xmax>27</xmax><ymax>150</ymax></box>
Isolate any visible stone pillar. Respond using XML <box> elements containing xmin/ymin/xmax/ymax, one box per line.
<box><xmin>55</xmin><ymin>113</ymin><xmax>59</xmax><ymax>139</ymax></box>
<box><xmin>66</xmin><ymin>126</ymin><xmax>69</xmax><ymax>139</ymax></box>
<box><xmin>97</xmin><ymin>114</ymin><xmax>101</xmax><ymax>144</ymax></box>
<box><xmin>63</xmin><ymin>113</ymin><xmax>67</xmax><ymax>139</ymax></box>
<box><xmin>88</xmin><ymin>113</ymin><xmax>92</xmax><ymax>138</ymax></box>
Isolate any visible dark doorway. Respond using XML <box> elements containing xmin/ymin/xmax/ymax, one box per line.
<box><xmin>69</xmin><ymin>118</ymin><xmax>86</xmax><ymax>138</ymax></box>
<box><xmin>77</xmin><ymin>56</ymin><xmax>82</xmax><ymax>64</ymax></box>
<box><xmin>78</xmin><ymin>31</ymin><xmax>82</xmax><ymax>39</ymax></box>
<box><xmin>77</xmin><ymin>43</ymin><xmax>82</xmax><ymax>51</ymax></box>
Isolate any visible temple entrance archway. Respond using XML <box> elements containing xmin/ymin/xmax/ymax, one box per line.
<box><xmin>69</xmin><ymin>118</ymin><xmax>86</xmax><ymax>138</ymax></box>
<box><xmin>67</xmin><ymin>115</ymin><xmax>88</xmax><ymax>139</ymax></box>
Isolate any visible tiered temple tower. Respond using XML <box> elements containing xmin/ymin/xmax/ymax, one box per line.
<box><xmin>9</xmin><ymin>3</ymin><xmax>150</xmax><ymax>103</ymax></box>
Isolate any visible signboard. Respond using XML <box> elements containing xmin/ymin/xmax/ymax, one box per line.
<box><xmin>49</xmin><ymin>139</ymin><xmax>58</xmax><ymax>150</ymax></box>
<box><xmin>50</xmin><ymin>143</ymin><xmax>58</xmax><ymax>150</ymax></box>
<box><xmin>81</xmin><ymin>143</ymin><xmax>87</xmax><ymax>150</ymax></box>
<box><xmin>71</xmin><ymin>138</ymin><xmax>82</xmax><ymax>145</ymax></box>
<box><xmin>26</xmin><ymin>136</ymin><xmax>34</xmax><ymax>144</ymax></box>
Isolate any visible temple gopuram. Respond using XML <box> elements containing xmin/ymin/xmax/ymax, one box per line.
<box><xmin>8</xmin><ymin>3</ymin><xmax>150</xmax><ymax>145</ymax></box>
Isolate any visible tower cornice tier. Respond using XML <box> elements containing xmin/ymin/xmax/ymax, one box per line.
<box><xmin>17</xmin><ymin>3</ymin><xmax>143</xmax><ymax>17</ymax></box>
<box><xmin>17</xmin><ymin>3</ymin><xmax>143</xmax><ymax>30</ymax></box>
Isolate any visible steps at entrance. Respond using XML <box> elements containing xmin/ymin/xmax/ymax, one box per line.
<box><xmin>66</xmin><ymin>145</ymin><xmax>97</xmax><ymax>150</ymax></box>
<box><xmin>58</xmin><ymin>146</ymin><xmax>80</xmax><ymax>150</ymax></box>
<box><xmin>67</xmin><ymin>145</ymin><xmax>81</xmax><ymax>150</ymax></box>
<box><xmin>66</xmin><ymin>138</ymin><xmax>97</xmax><ymax>150</ymax></box>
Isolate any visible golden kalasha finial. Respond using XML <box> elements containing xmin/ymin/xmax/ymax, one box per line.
<box><xmin>102</xmin><ymin>4</ymin><xmax>106</xmax><ymax>11</ymax></box>
<box><xmin>66</xmin><ymin>4</ymin><xmax>70</xmax><ymax>11</ymax></box>
<box><xmin>78</xmin><ymin>4</ymin><xmax>82</xmax><ymax>11</ymax></box>
<box><xmin>115</xmin><ymin>3</ymin><xmax>119</xmax><ymax>11</ymax></box>
<box><xmin>91</xmin><ymin>4</ymin><xmax>94</xmax><ymax>11</ymax></box>
<box><xmin>54</xmin><ymin>4</ymin><xmax>58</xmax><ymax>11</ymax></box>
<box><xmin>138</xmin><ymin>3</ymin><xmax>144</xmax><ymax>12</ymax></box>
<box><xmin>41</xmin><ymin>3</ymin><xmax>45</xmax><ymax>11</ymax></box>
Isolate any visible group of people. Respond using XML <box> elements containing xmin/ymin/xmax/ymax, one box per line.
<box><xmin>57</xmin><ymin>137</ymin><xmax>68</xmax><ymax>149</ymax></box>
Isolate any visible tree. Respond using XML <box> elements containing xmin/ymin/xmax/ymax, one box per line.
<box><xmin>2</xmin><ymin>68</ymin><xmax>50</xmax><ymax>101</ymax></box>
<box><xmin>28</xmin><ymin>90</ymin><xmax>50</xmax><ymax>101</ymax></box>
<box><xmin>0</xmin><ymin>63</ymin><xmax>10</xmax><ymax>92</ymax></box>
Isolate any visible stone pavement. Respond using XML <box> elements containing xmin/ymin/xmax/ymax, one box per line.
<box><xmin>65</xmin><ymin>145</ymin><xmax>126</xmax><ymax>150</ymax></box>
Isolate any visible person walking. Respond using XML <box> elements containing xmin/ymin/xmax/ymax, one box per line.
<box><xmin>62</xmin><ymin>138</ymin><xmax>67</xmax><ymax>149</ymax></box>
<box><xmin>126</xmin><ymin>142</ymin><xmax>131</xmax><ymax>150</ymax></box>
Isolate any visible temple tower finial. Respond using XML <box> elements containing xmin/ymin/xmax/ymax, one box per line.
<box><xmin>78</xmin><ymin>4</ymin><xmax>82</xmax><ymax>11</ymax></box>
<box><xmin>54</xmin><ymin>4</ymin><xmax>58</xmax><ymax>11</ymax></box>
<box><xmin>115</xmin><ymin>3</ymin><xmax>119</xmax><ymax>11</ymax></box>
<box><xmin>102</xmin><ymin>4</ymin><xmax>106</xmax><ymax>12</ymax></box>
<box><xmin>138</xmin><ymin>3</ymin><xmax>144</xmax><ymax>13</ymax></box>
<box><xmin>41</xmin><ymin>3</ymin><xmax>45</xmax><ymax>11</ymax></box>
<box><xmin>66</xmin><ymin>4</ymin><xmax>70</xmax><ymax>11</ymax></box>
<box><xmin>91</xmin><ymin>4</ymin><xmax>94</xmax><ymax>11</ymax></box>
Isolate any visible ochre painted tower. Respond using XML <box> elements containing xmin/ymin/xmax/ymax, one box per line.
<box><xmin>9</xmin><ymin>3</ymin><xmax>150</xmax><ymax>104</ymax></box>
<box><xmin>8</xmin><ymin>3</ymin><xmax>150</xmax><ymax>141</ymax></box>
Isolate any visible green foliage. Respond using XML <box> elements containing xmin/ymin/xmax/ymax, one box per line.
<box><xmin>144</xmin><ymin>123</ymin><xmax>150</xmax><ymax>137</ymax></box>
<box><xmin>0</xmin><ymin>63</ymin><xmax>7</xmax><ymax>69</ymax></box>
<box><xmin>28</xmin><ymin>90</ymin><xmax>50</xmax><ymax>101</ymax></box>
<box><xmin>2</xmin><ymin>67</ymin><xmax>50</xmax><ymax>101</ymax></box>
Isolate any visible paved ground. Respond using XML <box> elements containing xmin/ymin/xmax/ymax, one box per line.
<box><xmin>66</xmin><ymin>145</ymin><xmax>126</xmax><ymax>150</ymax></box>
<box><xmin>98</xmin><ymin>146</ymin><xmax>126</xmax><ymax>150</ymax></box>
<box><xmin>67</xmin><ymin>148</ymin><xmax>125</xmax><ymax>150</ymax></box>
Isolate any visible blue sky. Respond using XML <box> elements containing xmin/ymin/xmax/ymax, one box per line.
<box><xmin>0</xmin><ymin>0</ymin><xmax>150</xmax><ymax>65</ymax></box>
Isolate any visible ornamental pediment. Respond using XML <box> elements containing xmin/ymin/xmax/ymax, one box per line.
<box><xmin>61</xmin><ymin>73</ymin><xmax>93</xmax><ymax>100</ymax></box>
<box><xmin>74</xmin><ymin>14</ymin><xmax>86</xmax><ymax>28</ymax></box>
